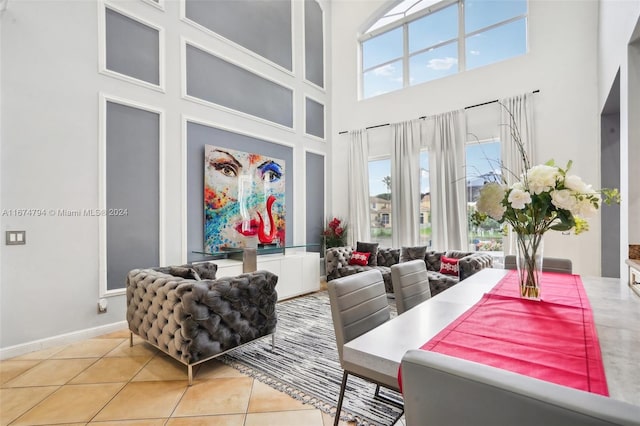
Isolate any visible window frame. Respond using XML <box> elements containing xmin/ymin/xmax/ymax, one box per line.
<box><xmin>360</xmin><ymin>0</ymin><xmax>527</xmax><ymax>99</ymax></box>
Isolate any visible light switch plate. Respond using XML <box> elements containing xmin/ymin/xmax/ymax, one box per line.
<box><xmin>6</xmin><ymin>231</ymin><xmax>26</xmax><ymax>245</ymax></box>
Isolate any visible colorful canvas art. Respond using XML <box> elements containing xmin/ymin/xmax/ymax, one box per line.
<box><xmin>204</xmin><ymin>145</ymin><xmax>285</xmax><ymax>253</ymax></box>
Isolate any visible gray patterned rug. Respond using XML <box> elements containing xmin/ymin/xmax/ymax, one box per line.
<box><xmin>220</xmin><ymin>291</ymin><xmax>403</xmax><ymax>426</ymax></box>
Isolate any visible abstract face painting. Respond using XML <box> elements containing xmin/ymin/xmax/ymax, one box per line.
<box><xmin>204</xmin><ymin>145</ymin><xmax>285</xmax><ymax>252</ymax></box>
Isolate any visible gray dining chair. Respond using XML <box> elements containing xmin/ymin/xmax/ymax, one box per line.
<box><xmin>391</xmin><ymin>259</ymin><xmax>432</xmax><ymax>315</ymax></box>
<box><xmin>504</xmin><ymin>255</ymin><xmax>573</xmax><ymax>274</ymax></box>
<box><xmin>401</xmin><ymin>349</ymin><xmax>640</xmax><ymax>426</ymax></box>
<box><xmin>327</xmin><ymin>269</ymin><xmax>402</xmax><ymax>426</ymax></box>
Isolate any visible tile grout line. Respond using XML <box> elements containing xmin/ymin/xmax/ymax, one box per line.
<box><xmin>86</xmin><ymin>337</ymin><xmax>162</xmax><ymax>424</ymax></box>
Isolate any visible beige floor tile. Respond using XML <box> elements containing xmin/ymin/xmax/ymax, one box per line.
<box><xmin>51</xmin><ymin>338</ymin><xmax>124</xmax><ymax>359</ymax></box>
<box><xmin>93</xmin><ymin>380</ymin><xmax>186</xmax><ymax>421</ymax></box>
<box><xmin>11</xmin><ymin>383</ymin><xmax>124</xmax><ymax>425</ymax></box>
<box><xmin>244</xmin><ymin>409</ymin><xmax>324</xmax><ymax>426</ymax></box>
<box><xmin>106</xmin><ymin>340</ymin><xmax>158</xmax><ymax>359</ymax></box>
<box><xmin>70</xmin><ymin>356</ymin><xmax>150</xmax><ymax>384</ymax></box>
<box><xmin>3</xmin><ymin>358</ymin><xmax>97</xmax><ymax>387</ymax></box>
<box><xmin>10</xmin><ymin>345</ymin><xmax>65</xmax><ymax>360</ymax></box>
<box><xmin>165</xmin><ymin>414</ymin><xmax>245</xmax><ymax>426</ymax></box>
<box><xmin>97</xmin><ymin>329</ymin><xmax>131</xmax><ymax>339</ymax></box>
<box><xmin>172</xmin><ymin>377</ymin><xmax>253</xmax><ymax>417</ymax></box>
<box><xmin>132</xmin><ymin>354</ymin><xmax>189</xmax><ymax>382</ymax></box>
<box><xmin>247</xmin><ymin>380</ymin><xmax>312</xmax><ymax>413</ymax></box>
<box><xmin>89</xmin><ymin>419</ymin><xmax>167</xmax><ymax>425</ymax></box>
<box><xmin>0</xmin><ymin>360</ymin><xmax>40</xmax><ymax>385</ymax></box>
<box><xmin>194</xmin><ymin>360</ymin><xmax>245</xmax><ymax>380</ymax></box>
<box><xmin>0</xmin><ymin>386</ymin><xmax>59</xmax><ymax>426</ymax></box>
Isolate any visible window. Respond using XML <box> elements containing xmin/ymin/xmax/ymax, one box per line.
<box><xmin>466</xmin><ymin>139</ymin><xmax>502</xmax><ymax>252</ymax></box>
<box><xmin>419</xmin><ymin>150</ymin><xmax>431</xmax><ymax>246</ymax></box>
<box><xmin>361</xmin><ymin>0</ymin><xmax>527</xmax><ymax>98</ymax></box>
<box><xmin>369</xmin><ymin>158</ymin><xmax>392</xmax><ymax>246</ymax></box>
<box><xmin>368</xmin><ymin>152</ymin><xmax>430</xmax><ymax>247</ymax></box>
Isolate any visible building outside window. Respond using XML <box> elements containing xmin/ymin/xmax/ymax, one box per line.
<box><xmin>369</xmin><ymin>158</ymin><xmax>392</xmax><ymax>246</ymax></box>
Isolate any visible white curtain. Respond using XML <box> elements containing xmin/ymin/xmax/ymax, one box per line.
<box><xmin>391</xmin><ymin>120</ymin><xmax>421</xmax><ymax>247</ymax></box>
<box><xmin>500</xmin><ymin>93</ymin><xmax>535</xmax><ymax>254</ymax></box>
<box><xmin>347</xmin><ymin>129</ymin><xmax>371</xmax><ymax>245</ymax></box>
<box><xmin>424</xmin><ymin>110</ymin><xmax>468</xmax><ymax>251</ymax></box>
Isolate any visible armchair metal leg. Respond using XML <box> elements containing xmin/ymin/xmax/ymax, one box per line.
<box><xmin>334</xmin><ymin>371</ymin><xmax>349</xmax><ymax>426</ymax></box>
<box><xmin>271</xmin><ymin>333</ymin><xmax>275</xmax><ymax>350</ymax></box>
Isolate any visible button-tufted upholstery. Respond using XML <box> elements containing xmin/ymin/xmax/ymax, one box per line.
<box><xmin>326</xmin><ymin>246</ymin><xmax>493</xmax><ymax>296</ymax></box>
<box><xmin>126</xmin><ymin>268</ymin><xmax>278</xmax><ymax>367</ymax></box>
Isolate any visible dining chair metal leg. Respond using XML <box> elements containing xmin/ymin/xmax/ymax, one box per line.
<box><xmin>374</xmin><ymin>383</ymin><xmax>404</xmax><ymax>408</ymax></box>
<box><xmin>334</xmin><ymin>371</ymin><xmax>349</xmax><ymax>426</ymax></box>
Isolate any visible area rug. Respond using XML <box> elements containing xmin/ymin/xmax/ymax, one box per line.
<box><xmin>220</xmin><ymin>291</ymin><xmax>403</xmax><ymax>426</ymax></box>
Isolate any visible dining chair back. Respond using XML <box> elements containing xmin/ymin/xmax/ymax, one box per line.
<box><xmin>401</xmin><ymin>349</ymin><xmax>640</xmax><ymax>426</ymax></box>
<box><xmin>327</xmin><ymin>269</ymin><xmax>401</xmax><ymax>426</ymax></box>
<box><xmin>391</xmin><ymin>259</ymin><xmax>431</xmax><ymax>315</ymax></box>
<box><xmin>504</xmin><ymin>255</ymin><xmax>573</xmax><ymax>274</ymax></box>
<box><xmin>327</xmin><ymin>269</ymin><xmax>390</xmax><ymax>365</ymax></box>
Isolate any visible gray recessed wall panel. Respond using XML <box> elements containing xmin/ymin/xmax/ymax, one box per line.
<box><xmin>305</xmin><ymin>97</ymin><xmax>324</xmax><ymax>139</ymax></box>
<box><xmin>106</xmin><ymin>101</ymin><xmax>159</xmax><ymax>290</ymax></box>
<box><xmin>185</xmin><ymin>0</ymin><xmax>292</xmax><ymax>70</ymax></box>
<box><xmin>304</xmin><ymin>0</ymin><xmax>324</xmax><ymax>87</ymax></box>
<box><xmin>186</xmin><ymin>44</ymin><xmax>293</xmax><ymax>128</ymax></box>
<box><xmin>306</xmin><ymin>152</ymin><xmax>324</xmax><ymax>254</ymax></box>
<box><xmin>187</xmin><ymin>121</ymin><xmax>293</xmax><ymax>262</ymax></box>
<box><xmin>105</xmin><ymin>8</ymin><xmax>160</xmax><ymax>85</ymax></box>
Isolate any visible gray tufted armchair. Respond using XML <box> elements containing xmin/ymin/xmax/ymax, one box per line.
<box><xmin>126</xmin><ymin>267</ymin><xmax>278</xmax><ymax>384</ymax></box>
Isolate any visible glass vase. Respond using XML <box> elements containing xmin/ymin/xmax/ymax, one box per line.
<box><xmin>515</xmin><ymin>233</ymin><xmax>544</xmax><ymax>300</ymax></box>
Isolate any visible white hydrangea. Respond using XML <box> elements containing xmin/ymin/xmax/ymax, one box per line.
<box><xmin>511</xmin><ymin>181</ymin><xmax>525</xmax><ymax>191</ymax></box>
<box><xmin>550</xmin><ymin>189</ymin><xmax>576</xmax><ymax>211</ymax></box>
<box><xmin>526</xmin><ymin>165</ymin><xmax>560</xmax><ymax>195</ymax></box>
<box><xmin>563</xmin><ymin>175</ymin><xmax>589</xmax><ymax>193</ymax></box>
<box><xmin>508</xmin><ymin>188</ymin><xmax>532</xmax><ymax>210</ymax></box>
<box><xmin>477</xmin><ymin>183</ymin><xmax>507</xmax><ymax>220</ymax></box>
<box><xmin>573</xmin><ymin>198</ymin><xmax>599</xmax><ymax>218</ymax></box>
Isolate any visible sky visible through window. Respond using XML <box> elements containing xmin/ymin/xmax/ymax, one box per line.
<box><xmin>363</xmin><ymin>0</ymin><xmax>527</xmax><ymax>98</ymax></box>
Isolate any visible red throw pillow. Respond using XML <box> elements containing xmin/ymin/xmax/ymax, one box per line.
<box><xmin>349</xmin><ymin>251</ymin><xmax>371</xmax><ymax>266</ymax></box>
<box><xmin>439</xmin><ymin>256</ymin><xmax>459</xmax><ymax>276</ymax></box>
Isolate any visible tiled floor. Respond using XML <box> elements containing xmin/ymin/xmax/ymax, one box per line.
<box><xmin>0</xmin><ymin>329</ymin><xmax>363</xmax><ymax>426</ymax></box>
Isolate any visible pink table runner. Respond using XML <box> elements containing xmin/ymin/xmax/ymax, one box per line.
<box><xmin>399</xmin><ymin>271</ymin><xmax>609</xmax><ymax>395</ymax></box>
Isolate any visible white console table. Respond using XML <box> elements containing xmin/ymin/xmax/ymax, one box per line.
<box><xmin>203</xmin><ymin>248</ymin><xmax>320</xmax><ymax>301</ymax></box>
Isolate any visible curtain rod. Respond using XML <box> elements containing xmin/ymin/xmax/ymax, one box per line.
<box><xmin>337</xmin><ymin>89</ymin><xmax>540</xmax><ymax>135</ymax></box>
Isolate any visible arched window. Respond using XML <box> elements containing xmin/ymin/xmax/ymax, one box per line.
<box><xmin>361</xmin><ymin>0</ymin><xmax>527</xmax><ymax>99</ymax></box>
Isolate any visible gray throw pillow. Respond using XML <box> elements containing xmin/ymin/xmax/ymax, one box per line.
<box><xmin>356</xmin><ymin>241</ymin><xmax>379</xmax><ymax>266</ymax></box>
<box><xmin>169</xmin><ymin>266</ymin><xmax>202</xmax><ymax>280</ymax></box>
<box><xmin>190</xmin><ymin>262</ymin><xmax>218</xmax><ymax>280</ymax></box>
<box><xmin>400</xmin><ymin>246</ymin><xmax>428</xmax><ymax>263</ymax></box>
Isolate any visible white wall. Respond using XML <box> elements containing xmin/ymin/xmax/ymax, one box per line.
<box><xmin>0</xmin><ymin>0</ymin><xmax>330</xmax><ymax>353</ymax></box>
<box><xmin>598</xmin><ymin>0</ymin><xmax>640</xmax><ymax>279</ymax></box>
<box><xmin>330</xmin><ymin>0</ymin><xmax>603</xmax><ymax>276</ymax></box>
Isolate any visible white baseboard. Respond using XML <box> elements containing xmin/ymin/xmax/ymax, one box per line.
<box><xmin>0</xmin><ymin>321</ymin><xmax>128</xmax><ymax>360</ymax></box>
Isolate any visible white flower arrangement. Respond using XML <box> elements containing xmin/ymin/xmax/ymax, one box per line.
<box><xmin>471</xmin><ymin>106</ymin><xmax>619</xmax><ymax>299</ymax></box>
<box><xmin>474</xmin><ymin>160</ymin><xmax>618</xmax><ymax>236</ymax></box>
<box><xmin>472</xmin><ymin>108</ymin><xmax>619</xmax><ymax>237</ymax></box>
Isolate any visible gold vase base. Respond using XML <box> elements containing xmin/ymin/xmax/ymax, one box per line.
<box><xmin>519</xmin><ymin>284</ymin><xmax>541</xmax><ymax>301</ymax></box>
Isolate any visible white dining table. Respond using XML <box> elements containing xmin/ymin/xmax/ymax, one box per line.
<box><xmin>341</xmin><ymin>268</ymin><xmax>640</xmax><ymax>406</ymax></box>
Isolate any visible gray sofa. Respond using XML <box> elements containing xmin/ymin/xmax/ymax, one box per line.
<box><xmin>401</xmin><ymin>350</ymin><xmax>640</xmax><ymax>426</ymax></box>
<box><xmin>126</xmin><ymin>265</ymin><xmax>278</xmax><ymax>384</ymax></box>
<box><xmin>325</xmin><ymin>246</ymin><xmax>493</xmax><ymax>296</ymax></box>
